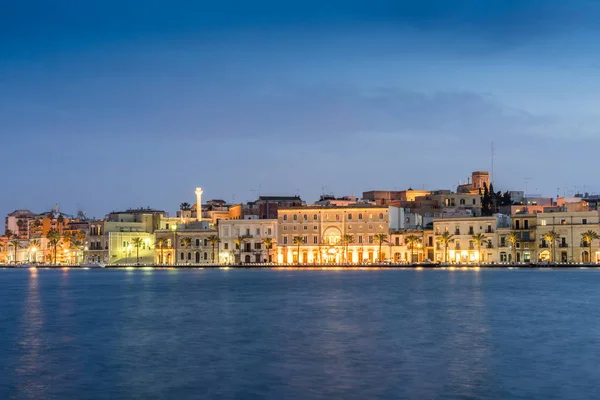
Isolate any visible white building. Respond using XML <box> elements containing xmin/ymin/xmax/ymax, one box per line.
<box><xmin>219</xmin><ymin>218</ymin><xmax>277</xmax><ymax>264</ymax></box>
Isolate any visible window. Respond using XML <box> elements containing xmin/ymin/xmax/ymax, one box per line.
<box><xmin>303</xmin><ymin>236</ymin><xmax>308</xmax><ymax>243</ymax></box>
<box><xmin>267</xmin><ymin>228</ymin><xmax>272</xmax><ymax>235</ymax></box>
<box><xmin>460</xmin><ymin>199</ymin><xmax>465</xmax><ymax>205</ymax></box>
<box><xmin>524</xmin><ymin>220</ymin><xmax>529</xmax><ymax>229</ymax></box>
<box><xmin>304</xmin><ymin>226</ymin><xmax>308</xmax><ymax>230</ymax></box>
<box><xmin>368</xmin><ymin>236</ymin><xmax>374</xmax><ymax>244</ymax></box>
<box><xmin>313</xmin><ymin>236</ymin><xmax>318</xmax><ymax>244</ymax></box>
<box><xmin>293</xmin><ymin>226</ymin><xmax>297</xmax><ymax>230</ymax></box>
<box><xmin>369</xmin><ymin>213</ymin><xmax>373</xmax><ymax>219</ymax></box>
<box><xmin>313</xmin><ymin>214</ymin><xmax>318</xmax><ymax>220</ymax></box>
<box><xmin>358</xmin><ymin>213</ymin><xmax>363</xmax><ymax>220</ymax></box>
<box><xmin>254</xmin><ymin>242</ymin><xmax>261</xmax><ymax>250</ymax></box>
<box><xmin>303</xmin><ymin>214</ymin><xmax>307</xmax><ymax>220</ymax></box>
<box><xmin>541</xmin><ymin>219</ymin><xmax>546</xmax><ymax>226</ymax></box>
<box><xmin>358</xmin><ymin>236</ymin><xmax>363</xmax><ymax>244</ymax></box>
<box><xmin>204</xmin><ymin>239</ymin><xmax>208</xmax><ymax>246</ymax></box>
<box><xmin>293</xmin><ymin>215</ymin><xmax>297</xmax><ymax>221</ymax></box>
<box><xmin>313</xmin><ymin>226</ymin><xmax>317</xmax><ymax>230</ymax></box>
<box><xmin>246</xmin><ymin>229</ymin><xmax>250</xmax><ymax>235</ymax></box>
<box><xmin>203</xmin><ymin>252</ymin><xmax>208</xmax><ymax>260</ymax></box>
<box><xmin>224</xmin><ymin>243</ymin><xmax>229</xmax><ymax>250</ymax></box>
<box><xmin>284</xmin><ymin>226</ymin><xmax>288</xmax><ymax>231</ymax></box>
<box><xmin>379</xmin><ymin>213</ymin><xmax>384</xmax><ymax>220</ymax></box>
<box><xmin>196</xmin><ymin>239</ymin><xmax>200</xmax><ymax>247</ymax></box>
<box><xmin>284</xmin><ymin>215</ymin><xmax>287</xmax><ymax>221</ymax></box>
<box><xmin>468</xmin><ymin>226</ymin><xmax>474</xmax><ymax>235</ymax></box>
<box><xmin>515</xmin><ymin>220</ymin><xmax>520</xmax><ymax>230</ymax></box>
<box><xmin>336</xmin><ymin>214</ymin><xmax>340</xmax><ymax>221</ymax></box>
<box><xmin>472</xmin><ymin>199</ymin><xmax>476</xmax><ymax>205</ymax></box>
<box><xmin>166</xmin><ymin>224</ymin><xmax>169</xmax><ymax>230</ymax></box>
<box><xmin>455</xmin><ymin>226</ymin><xmax>460</xmax><ymax>235</ymax></box>
<box><xmin>583</xmin><ymin>219</ymin><xmax>588</xmax><ymax>225</ymax></box>
<box><xmin>395</xmin><ymin>237</ymin><xmax>400</xmax><ymax>245</ymax></box>
<box><xmin>560</xmin><ymin>219</ymin><xmax>566</xmax><ymax>225</ymax></box>
<box><xmin>348</xmin><ymin>214</ymin><xmax>353</xmax><ymax>220</ymax></box>
<box><xmin>435</xmin><ymin>227</ymin><xmax>440</xmax><ymax>235</ymax></box>
<box><xmin>369</xmin><ymin>225</ymin><xmax>373</xmax><ymax>230</ymax></box>
<box><xmin>224</xmin><ymin>228</ymin><xmax>229</xmax><ymax>236</ymax></box>
<box><xmin>283</xmin><ymin>237</ymin><xmax>288</xmax><ymax>244</ymax></box>
<box><xmin>256</xmin><ymin>228</ymin><xmax>260</xmax><ymax>235</ymax></box>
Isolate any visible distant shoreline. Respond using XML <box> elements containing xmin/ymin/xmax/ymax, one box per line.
<box><xmin>1</xmin><ymin>263</ymin><xmax>598</xmax><ymax>270</ymax></box>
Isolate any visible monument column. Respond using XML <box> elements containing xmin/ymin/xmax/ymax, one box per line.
<box><xmin>195</xmin><ymin>188</ymin><xmax>203</xmax><ymax>221</ymax></box>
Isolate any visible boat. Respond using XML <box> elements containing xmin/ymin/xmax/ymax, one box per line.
<box><xmin>81</xmin><ymin>262</ymin><xmax>106</xmax><ymax>268</ymax></box>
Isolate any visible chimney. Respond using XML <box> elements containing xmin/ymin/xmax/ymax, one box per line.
<box><xmin>195</xmin><ymin>188</ymin><xmax>203</xmax><ymax>222</ymax></box>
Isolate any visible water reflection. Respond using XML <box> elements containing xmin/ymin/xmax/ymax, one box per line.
<box><xmin>15</xmin><ymin>268</ymin><xmax>45</xmax><ymax>396</ymax></box>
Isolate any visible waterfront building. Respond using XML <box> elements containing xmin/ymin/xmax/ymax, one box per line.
<box><xmin>277</xmin><ymin>205</ymin><xmax>395</xmax><ymax>264</ymax></box>
<box><xmin>218</xmin><ymin>218</ymin><xmax>277</xmax><ymax>263</ymax></box>
<box><xmin>5</xmin><ymin>210</ymin><xmax>37</xmax><ymax>238</ymax></box>
<box><xmin>154</xmin><ymin>221</ymin><xmax>218</xmax><ymax>265</ymax></box>
<box><xmin>535</xmin><ymin>211</ymin><xmax>600</xmax><ymax>263</ymax></box>
<box><xmin>86</xmin><ymin>208</ymin><xmax>166</xmax><ymax>264</ymax></box>
<box><xmin>433</xmin><ymin>214</ymin><xmax>511</xmax><ymax>263</ymax></box>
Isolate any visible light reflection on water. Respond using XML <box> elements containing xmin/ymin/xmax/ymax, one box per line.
<box><xmin>2</xmin><ymin>269</ymin><xmax>600</xmax><ymax>399</ymax></box>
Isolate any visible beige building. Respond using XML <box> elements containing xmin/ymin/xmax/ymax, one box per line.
<box><xmin>433</xmin><ymin>215</ymin><xmax>511</xmax><ymax>263</ymax></box>
<box><xmin>218</xmin><ymin>219</ymin><xmax>277</xmax><ymax>264</ymax></box>
<box><xmin>535</xmin><ymin>211</ymin><xmax>600</xmax><ymax>263</ymax></box>
<box><xmin>154</xmin><ymin>221</ymin><xmax>218</xmax><ymax>265</ymax></box>
<box><xmin>277</xmin><ymin>205</ymin><xmax>392</xmax><ymax>264</ymax></box>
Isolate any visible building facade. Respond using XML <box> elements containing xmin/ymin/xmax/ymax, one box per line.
<box><xmin>219</xmin><ymin>219</ymin><xmax>277</xmax><ymax>263</ymax></box>
<box><xmin>277</xmin><ymin>205</ymin><xmax>391</xmax><ymax>264</ymax></box>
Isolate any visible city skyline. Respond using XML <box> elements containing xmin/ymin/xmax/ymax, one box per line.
<box><xmin>3</xmin><ymin>0</ymin><xmax>600</xmax><ymax>218</ymax></box>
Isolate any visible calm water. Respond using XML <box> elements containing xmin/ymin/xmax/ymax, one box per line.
<box><xmin>1</xmin><ymin>268</ymin><xmax>600</xmax><ymax>399</ymax></box>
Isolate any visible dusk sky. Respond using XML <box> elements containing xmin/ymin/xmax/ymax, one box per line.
<box><xmin>2</xmin><ymin>0</ymin><xmax>600</xmax><ymax>219</ymax></box>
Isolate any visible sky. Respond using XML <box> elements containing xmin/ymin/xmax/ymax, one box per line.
<box><xmin>2</xmin><ymin>0</ymin><xmax>600</xmax><ymax>219</ymax></box>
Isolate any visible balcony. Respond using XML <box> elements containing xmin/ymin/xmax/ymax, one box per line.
<box><xmin>486</xmin><ymin>243</ymin><xmax>494</xmax><ymax>249</ymax></box>
<box><xmin>486</xmin><ymin>229</ymin><xmax>494</xmax><ymax>233</ymax></box>
<box><xmin>539</xmin><ymin>243</ymin><xmax>549</xmax><ymax>248</ymax></box>
<box><xmin>559</xmin><ymin>243</ymin><xmax>568</xmax><ymax>248</ymax></box>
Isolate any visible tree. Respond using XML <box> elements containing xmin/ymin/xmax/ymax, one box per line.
<box><xmin>62</xmin><ymin>232</ymin><xmax>73</xmax><ymax>247</ymax></box>
<box><xmin>543</xmin><ymin>231</ymin><xmax>560</xmax><ymax>263</ymax></box>
<box><xmin>5</xmin><ymin>229</ymin><xmax>13</xmax><ymax>240</ymax></box>
<box><xmin>262</xmin><ymin>237</ymin><xmax>275</xmax><ymax>263</ymax></box>
<box><xmin>155</xmin><ymin>237</ymin><xmax>168</xmax><ymax>264</ymax></box>
<box><xmin>132</xmin><ymin>237</ymin><xmax>144</xmax><ymax>264</ymax></box>
<box><xmin>507</xmin><ymin>232</ymin><xmax>520</xmax><ymax>262</ymax></box>
<box><xmin>581</xmin><ymin>230</ymin><xmax>600</xmax><ymax>263</ymax></box>
<box><xmin>341</xmin><ymin>234</ymin><xmax>354</xmax><ymax>263</ymax></box>
<box><xmin>233</xmin><ymin>236</ymin><xmax>247</xmax><ymax>264</ymax></box>
<box><xmin>9</xmin><ymin>240</ymin><xmax>20</xmax><ymax>264</ymax></box>
<box><xmin>207</xmin><ymin>234</ymin><xmax>221</xmax><ymax>263</ymax></box>
<box><xmin>46</xmin><ymin>229</ymin><xmax>61</xmax><ymax>264</ymax></box>
<box><xmin>471</xmin><ymin>233</ymin><xmax>487</xmax><ymax>264</ymax></box>
<box><xmin>180</xmin><ymin>202</ymin><xmax>192</xmax><ymax>211</ymax></box>
<box><xmin>405</xmin><ymin>235</ymin><xmax>422</xmax><ymax>263</ymax></box>
<box><xmin>374</xmin><ymin>233</ymin><xmax>388</xmax><ymax>262</ymax></box>
<box><xmin>293</xmin><ymin>236</ymin><xmax>304</xmax><ymax>264</ymax></box>
<box><xmin>437</xmin><ymin>232</ymin><xmax>455</xmax><ymax>263</ymax></box>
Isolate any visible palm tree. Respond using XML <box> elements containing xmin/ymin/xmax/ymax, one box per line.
<box><xmin>262</xmin><ymin>237</ymin><xmax>275</xmax><ymax>263</ymax></box>
<box><xmin>471</xmin><ymin>233</ymin><xmax>488</xmax><ymax>264</ymax></box>
<box><xmin>543</xmin><ymin>231</ymin><xmax>560</xmax><ymax>263</ymax></box>
<box><xmin>581</xmin><ymin>230</ymin><xmax>600</xmax><ymax>263</ymax></box>
<box><xmin>506</xmin><ymin>232</ymin><xmax>520</xmax><ymax>263</ymax></box>
<box><xmin>46</xmin><ymin>229</ymin><xmax>61</xmax><ymax>264</ymax></box>
<box><xmin>405</xmin><ymin>235</ymin><xmax>422</xmax><ymax>264</ymax></box>
<box><xmin>373</xmin><ymin>233</ymin><xmax>388</xmax><ymax>263</ymax></box>
<box><xmin>5</xmin><ymin>229</ymin><xmax>13</xmax><ymax>240</ymax></box>
<box><xmin>341</xmin><ymin>234</ymin><xmax>354</xmax><ymax>263</ymax></box>
<box><xmin>233</xmin><ymin>236</ymin><xmax>247</xmax><ymax>264</ymax></box>
<box><xmin>293</xmin><ymin>236</ymin><xmax>304</xmax><ymax>264</ymax></box>
<box><xmin>9</xmin><ymin>240</ymin><xmax>20</xmax><ymax>264</ymax></box>
<box><xmin>437</xmin><ymin>232</ymin><xmax>455</xmax><ymax>263</ymax></box>
<box><xmin>207</xmin><ymin>234</ymin><xmax>221</xmax><ymax>263</ymax></box>
<box><xmin>180</xmin><ymin>237</ymin><xmax>192</xmax><ymax>263</ymax></box>
<box><xmin>131</xmin><ymin>237</ymin><xmax>144</xmax><ymax>264</ymax></box>
<box><xmin>155</xmin><ymin>237</ymin><xmax>168</xmax><ymax>264</ymax></box>
<box><xmin>180</xmin><ymin>202</ymin><xmax>192</xmax><ymax>211</ymax></box>
<box><xmin>62</xmin><ymin>232</ymin><xmax>73</xmax><ymax>247</ymax></box>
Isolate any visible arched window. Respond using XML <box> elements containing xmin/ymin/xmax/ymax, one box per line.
<box><xmin>284</xmin><ymin>215</ymin><xmax>287</xmax><ymax>221</ymax></box>
<box><xmin>313</xmin><ymin>214</ymin><xmax>318</xmax><ymax>220</ymax></box>
<box><xmin>379</xmin><ymin>213</ymin><xmax>384</xmax><ymax>220</ymax></box>
<box><xmin>293</xmin><ymin>215</ymin><xmax>297</xmax><ymax>221</ymax></box>
<box><xmin>195</xmin><ymin>239</ymin><xmax>200</xmax><ymax>247</ymax></box>
<box><xmin>180</xmin><ymin>252</ymin><xmax>185</xmax><ymax>260</ymax></box>
<box><xmin>187</xmin><ymin>252</ymin><xmax>192</xmax><ymax>260</ymax></box>
<box><xmin>358</xmin><ymin>213</ymin><xmax>363</xmax><ymax>220</ymax></box>
<box><xmin>204</xmin><ymin>252</ymin><xmax>208</xmax><ymax>260</ymax></box>
<box><xmin>460</xmin><ymin>199</ymin><xmax>466</xmax><ymax>205</ymax></box>
<box><xmin>204</xmin><ymin>239</ymin><xmax>208</xmax><ymax>246</ymax></box>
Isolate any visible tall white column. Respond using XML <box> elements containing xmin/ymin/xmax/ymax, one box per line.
<box><xmin>195</xmin><ymin>187</ymin><xmax>203</xmax><ymax>221</ymax></box>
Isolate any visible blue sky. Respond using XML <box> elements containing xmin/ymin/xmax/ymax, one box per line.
<box><xmin>2</xmin><ymin>0</ymin><xmax>600</xmax><ymax>219</ymax></box>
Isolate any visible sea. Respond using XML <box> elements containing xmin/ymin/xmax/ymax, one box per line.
<box><xmin>1</xmin><ymin>268</ymin><xmax>600</xmax><ymax>399</ymax></box>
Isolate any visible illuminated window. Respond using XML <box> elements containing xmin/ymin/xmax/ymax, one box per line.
<box><xmin>541</xmin><ymin>220</ymin><xmax>546</xmax><ymax>226</ymax></box>
<box><xmin>560</xmin><ymin>219</ymin><xmax>566</xmax><ymax>225</ymax></box>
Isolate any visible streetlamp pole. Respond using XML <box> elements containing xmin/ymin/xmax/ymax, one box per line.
<box><xmin>172</xmin><ymin>225</ymin><xmax>178</xmax><ymax>266</ymax></box>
